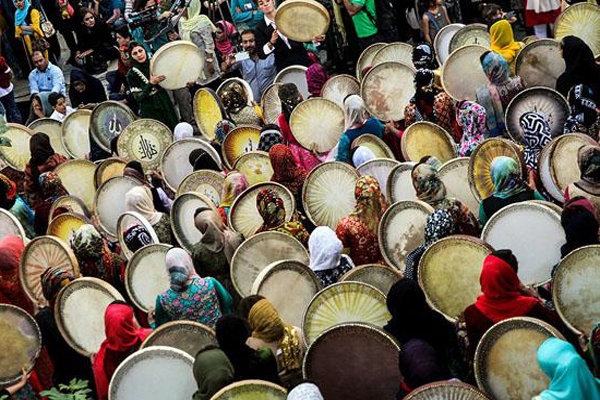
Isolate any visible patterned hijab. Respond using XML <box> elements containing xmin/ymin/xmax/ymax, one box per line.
<box><xmin>412</xmin><ymin>159</ymin><xmax>448</xmax><ymax>207</ymax></box>
<box><xmin>0</xmin><ymin>173</ymin><xmax>17</xmax><ymax>209</ymax></box>
<box><xmin>412</xmin><ymin>43</ymin><xmax>436</xmax><ymax>70</ymax></box>
<box><xmin>278</xmin><ymin>83</ymin><xmax>302</xmax><ymax>119</ymax></box>
<box><xmin>40</xmin><ymin>267</ymin><xmax>74</xmax><ymax>307</ymax></box>
<box><xmin>221</xmin><ymin>82</ymin><xmax>248</xmax><ymax>114</ymax></box>
<box><xmin>258</xmin><ymin>125</ymin><xmax>283</xmax><ymax>152</ymax></box>
<box><xmin>564</xmin><ymin>84</ymin><xmax>599</xmax><ymax>138</ymax></box>
<box><xmin>70</xmin><ymin>224</ymin><xmax>117</xmax><ymax>284</ymax></box>
<box><xmin>577</xmin><ymin>146</ymin><xmax>600</xmax><ymax>192</ymax></box>
<box><xmin>457</xmin><ymin>101</ymin><xmax>487</xmax><ymax>157</ymax></box>
<box><xmin>220</xmin><ymin>171</ymin><xmax>248</xmax><ymax>208</ymax></box>
<box><xmin>351</xmin><ymin>176</ymin><xmax>388</xmax><ymax>234</ymax></box>
<box><xmin>39</xmin><ymin>171</ymin><xmax>68</xmax><ymax>202</ymax></box>
<box><xmin>214</xmin><ymin>119</ymin><xmax>236</xmax><ymax>145</ymax></box>
<box><xmin>490</xmin><ymin>156</ymin><xmax>528</xmax><ymax>199</ymax></box>
<box><xmin>519</xmin><ymin>111</ymin><xmax>552</xmax><ymax>169</ymax></box>
<box><xmin>269</xmin><ymin>144</ymin><xmax>308</xmax><ymax>196</ymax></box>
<box><xmin>165</xmin><ymin>247</ymin><xmax>199</xmax><ymax>292</ymax></box>
<box><xmin>256</xmin><ymin>189</ymin><xmax>286</xmax><ymax>232</ymax></box>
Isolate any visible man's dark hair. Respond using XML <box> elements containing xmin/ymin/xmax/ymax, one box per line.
<box><xmin>240</xmin><ymin>29</ymin><xmax>256</xmax><ymax>37</ymax></box>
<box><xmin>48</xmin><ymin>92</ymin><xmax>65</xmax><ymax>107</ymax></box>
<box><xmin>115</xmin><ymin>25</ymin><xmax>132</xmax><ymax>39</ymax></box>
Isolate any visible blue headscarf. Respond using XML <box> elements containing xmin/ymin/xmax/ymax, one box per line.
<box><xmin>13</xmin><ymin>0</ymin><xmax>31</xmax><ymax>26</ymax></box>
<box><xmin>537</xmin><ymin>337</ymin><xmax>600</xmax><ymax>400</ymax></box>
<box><xmin>490</xmin><ymin>156</ymin><xmax>528</xmax><ymax>199</ymax></box>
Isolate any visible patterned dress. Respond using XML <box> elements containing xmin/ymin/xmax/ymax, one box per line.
<box><xmin>335</xmin><ymin>216</ymin><xmax>382</xmax><ymax>265</ymax></box>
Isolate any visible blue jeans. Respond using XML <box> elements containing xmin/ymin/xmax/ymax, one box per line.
<box><xmin>0</xmin><ymin>90</ymin><xmax>22</xmax><ymax>124</ymax></box>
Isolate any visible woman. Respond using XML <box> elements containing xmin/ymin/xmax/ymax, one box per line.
<box><xmin>308</xmin><ymin>226</ymin><xmax>355</xmax><ymax>288</ymax></box>
<box><xmin>412</xmin><ymin>158</ymin><xmax>480</xmax><ymax>235</ymax></box>
<box><xmin>154</xmin><ymin>248</ymin><xmax>233</xmax><ymax>328</ymax></box>
<box><xmin>335</xmin><ymin>176</ymin><xmax>387</xmax><ymax>265</ymax></box>
<box><xmin>404</xmin><ymin>69</ymin><xmax>457</xmax><ymax>139</ymax></box>
<box><xmin>560</xmin><ymin>197</ymin><xmax>599</xmax><ymax>258</ymax></box>
<box><xmin>179</xmin><ymin>0</ymin><xmax>220</xmax><ymax>85</ymax></box>
<box><xmin>398</xmin><ymin>339</ymin><xmax>450</xmax><ymax>397</ymax></box>
<box><xmin>125</xmin><ymin>186</ymin><xmax>172</xmax><ymax>243</ymax></box>
<box><xmin>214</xmin><ymin>20</ymin><xmax>236</xmax><ymax>59</ymax></box>
<box><xmin>33</xmin><ymin>171</ymin><xmax>68</xmax><ymax>236</ymax></box>
<box><xmin>36</xmin><ymin>267</ymin><xmax>95</xmax><ymax>388</ymax></box>
<box><xmin>123</xmin><ymin>161</ymin><xmax>172</xmax><ymax>212</ymax></box>
<box><xmin>564</xmin><ymin>84</ymin><xmax>600</xmax><ymax>140</ymax></box>
<box><xmin>565</xmin><ymin>145</ymin><xmax>600</xmax><ymax>213</ymax></box>
<box><xmin>70</xmin><ymin>224</ymin><xmax>123</xmax><ymax>287</ymax></box>
<box><xmin>189</xmin><ymin>148</ymin><xmax>222</xmax><ymax>172</ymax></box>
<box><xmin>69</xmin><ymin>67</ymin><xmax>108</xmax><ymax>107</ymax></box>
<box><xmin>92</xmin><ymin>302</ymin><xmax>151</xmax><ymax>400</ymax></box>
<box><xmin>479</xmin><ymin>156</ymin><xmax>544</xmax><ymax>224</ymax></box>
<box><xmin>246</xmin><ymin>299</ymin><xmax>306</xmax><ymax>388</ymax></box>
<box><xmin>215</xmin><ymin>315</ymin><xmax>280</xmax><ymax>383</ymax></box>
<box><xmin>306</xmin><ymin>63</ymin><xmax>329</xmax><ymax>98</ymax></box>
<box><xmin>288</xmin><ymin>383</ymin><xmax>324</xmax><ymax>400</ymax></box>
<box><xmin>192</xmin><ymin>347</ymin><xmax>234</xmax><ymax>400</ymax></box>
<box><xmin>405</xmin><ymin>209</ymin><xmax>455</xmax><ymax>281</ymax></box>
<box><xmin>556</xmin><ymin>36</ymin><xmax>600</xmax><ymax>103</ymax></box>
<box><xmin>489</xmin><ymin>19</ymin><xmax>523</xmax><ymax>73</ymax></box>
<box><xmin>24</xmin><ymin>132</ymin><xmax>67</xmax><ymax>206</ymax></box>
<box><xmin>0</xmin><ymin>235</ymin><xmax>33</xmax><ymax>313</ymax></box>
<box><xmin>336</xmin><ymin>95</ymin><xmax>384</xmax><ymax>164</ymax></box>
<box><xmin>0</xmin><ymin>174</ymin><xmax>35</xmax><ymax>239</ymax></box>
<box><xmin>277</xmin><ymin>83</ymin><xmax>322</xmax><ymax>171</ymax></box>
<box><xmin>13</xmin><ymin>0</ymin><xmax>44</xmax><ymax>57</ymax></box>
<box><xmin>258</xmin><ymin>125</ymin><xmax>284</xmax><ymax>153</ymax></box>
<box><xmin>535</xmin><ymin>338</ymin><xmax>600</xmax><ymax>400</ymax></box>
<box><xmin>476</xmin><ymin>51</ymin><xmax>524</xmax><ymax>137</ymax></box>
<box><xmin>255</xmin><ymin>189</ymin><xmax>309</xmax><ymax>246</ymax></box>
<box><xmin>351</xmin><ymin>146</ymin><xmax>376</xmax><ymax>168</ymax></box>
<box><xmin>126</xmin><ymin>42</ymin><xmax>178</xmax><ymax>130</ymax></box>
<box><xmin>412</xmin><ymin>42</ymin><xmax>438</xmax><ymax>71</ymax></box>
<box><xmin>456</xmin><ymin>101</ymin><xmax>487</xmax><ymax>157</ymax></box>
<box><xmin>214</xmin><ymin>119</ymin><xmax>236</xmax><ymax>148</ymax></box>
<box><xmin>217</xmin><ymin>171</ymin><xmax>248</xmax><ymax>224</ymax></box>
<box><xmin>520</xmin><ymin>111</ymin><xmax>552</xmax><ymax>170</ymax></box>
<box><xmin>25</xmin><ymin>92</ymin><xmax>53</xmax><ymax>125</ymax></box>
<box><xmin>191</xmin><ymin>207</ymin><xmax>242</xmax><ymax>301</ymax></box>
<box><xmin>174</xmin><ymin>122</ymin><xmax>194</xmax><ymax>141</ymax></box>
<box><xmin>75</xmin><ymin>9</ymin><xmax>118</xmax><ymax>74</ymax></box>
<box><xmin>269</xmin><ymin>144</ymin><xmax>308</xmax><ymax>207</ymax></box>
<box><xmin>220</xmin><ymin>81</ymin><xmax>262</xmax><ymax>126</ymax></box>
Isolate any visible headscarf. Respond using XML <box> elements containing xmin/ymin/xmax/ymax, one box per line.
<box><xmin>308</xmin><ymin>226</ymin><xmax>345</xmax><ymax>272</ymax></box>
<box><xmin>412</xmin><ymin>159</ymin><xmax>447</xmax><ymax>207</ymax></box>
<box><xmin>343</xmin><ymin>95</ymin><xmax>369</xmax><ymax>130</ymax></box>
<box><xmin>40</xmin><ymin>267</ymin><xmax>74</xmax><ymax>308</ymax></box>
<box><xmin>474</xmin><ymin>253</ymin><xmax>538</xmax><ymax>323</ymax></box>
<box><xmin>39</xmin><ymin>171</ymin><xmax>67</xmax><ymax>202</ymax></box>
<box><xmin>195</xmin><ymin>207</ymin><xmax>242</xmax><ymax>262</ymax></box>
<box><xmin>557</xmin><ymin>36</ymin><xmax>600</xmax><ymax>102</ymax></box>
<box><xmin>412</xmin><ymin>43</ymin><xmax>436</xmax><ymax>70</ymax></box>
<box><xmin>411</xmin><ymin>69</ymin><xmax>438</xmax><ymax>120</ymax></box>
<box><xmin>489</xmin><ymin>156</ymin><xmax>528</xmax><ymax>199</ymax></box>
<box><xmin>256</xmin><ymin>188</ymin><xmax>286</xmax><ymax>232</ymax></box>
<box><xmin>350</xmin><ymin>176</ymin><xmax>388</xmax><ymax>234</ymax></box>
<box><xmin>29</xmin><ymin>132</ymin><xmax>56</xmax><ymax>182</ymax></box>
<box><xmin>269</xmin><ymin>144</ymin><xmax>308</xmax><ymax>196</ymax></box>
<box><xmin>0</xmin><ymin>234</ymin><xmax>32</xmax><ymax>313</ymax></box>
<box><xmin>189</xmin><ymin>149</ymin><xmax>221</xmax><ymax>172</ymax></box>
<box><xmin>0</xmin><ymin>173</ymin><xmax>17</xmax><ymax>209</ymax></box>
<box><xmin>564</xmin><ymin>84</ymin><xmax>599</xmax><ymax>137</ymax></box>
<box><xmin>179</xmin><ymin>0</ymin><xmax>215</xmax><ymax>42</ymax></box>
<box><xmin>220</xmin><ymin>172</ymin><xmax>248</xmax><ymax>208</ymax></box>
<box><xmin>399</xmin><ymin>339</ymin><xmax>449</xmax><ymax>391</ymax></box>
<box><xmin>192</xmin><ymin>348</ymin><xmax>234</xmax><ymax>400</ymax></box>
<box><xmin>165</xmin><ymin>247</ymin><xmax>199</xmax><ymax>292</ymax></box>
<box><xmin>352</xmin><ymin>146</ymin><xmax>376</xmax><ymax>167</ymax></box>
<box><xmin>519</xmin><ymin>111</ymin><xmax>552</xmax><ymax>169</ymax></box>
<box><xmin>481</xmin><ymin>51</ymin><xmax>512</xmax><ymax>86</ymax></box>
<box><xmin>174</xmin><ymin>122</ymin><xmax>194</xmax><ymax>141</ymax></box>
<box><xmin>221</xmin><ymin>82</ymin><xmax>248</xmax><ymax>114</ymax></box>
<box><xmin>13</xmin><ymin>0</ymin><xmax>31</xmax><ymax>26</ymax></box>
<box><xmin>69</xmin><ymin>67</ymin><xmax>107</xmax><ymax>107</ymax></box>
<box><xmin>560</xmin><ymin>197</ymin><xmax>599</xmax><ymax>258</ymax></box>
<box><xmin>537</xmin><ymin>338</ymin><xmax>600</xmax><ymax>400</ymax></box>
<box><xmin>215</xmin><ymin>20</ymin><xmax>236</xmax><ymax>57</ymax></box>
<box><xmin>258</xmin><ymin>125</ymin><xmax>283</xmax><ymax>152</ymax></box>
<box><xmin>457</xmin><ymin>101</ymin><xmax>487</xmax><ymax>157</ymax></box>
<box><xmin>70</xmin><ymin>224</ymin><xmax>104</xmax><ymax>261</ymax></box>
<box><xmin>128</xmin><ymin>43</ymin><xmax>151</xmax><ymax>76</ymax></box>
<box><xmin>125</xmin><ymin>186</ymin><xmax>162</xmax><ymax>225</ymax></box>
<box><xmin>123</xmin><ymin>224</ymin><xmax>153</xmax><ymax>253</ymax></box>
<box><xmin>278</xmin><ymin>83</ymin><xmax>302</xmax><ymax>119</ymax></box>
<box><xmin>288</xmin><ymin>383</ymin><xmax>324</xmax><ymax>400</ymax></box>
<box><xmin>306</xmin><ymin>63</ymin><xmax>329</xmax><ymax>98</ymax></box>
<box><xmin>577</xmin><ymin>146</ymin><xmax>600</xmax><ymax>192</ymax></box>
<box><xmin>489</xmin><ymin>20</ymin><xmax>521</xmax><ymax>63</ymax></box>
<box><xmin>214</xmin><ymin>119</ymin><xmax>236</xmax><ymax>145</ymax></box>
<box><xmin>248</xmin><ymin>299</ymin><xmax>303</xmax><ymax>370</ymax></box>
<box><xmin>123</xmin><ymin>161</ymin><xmax>150</xmax><ymax>187</ymax></box>
<box><xmin>27</xmin><ymin>92</ymin><xmax>53</xmax><ymax>125</ymax></box>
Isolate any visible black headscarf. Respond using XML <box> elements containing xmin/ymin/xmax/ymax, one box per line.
<box><xmin>69</xmin><ymin>67</ymin><xmax>108</xmax><ymax>107</ymax></box>
<box><xmin>399</xmin><ymin>339</ymin><xmax>449</xmax><ymax>391</ymax></box>
<box><xmin>560</xmin><ymin>196</ymin><xmax>600</xmax><ymax>258</ymax></box>
<box><xmin>189</xmin><ymin>149</ymin><xmax>221</xmax><ymax>172</ymax></box>
<box><xmin>412</xmin><ymin>43</ymin><xmax>438</xmax><ymax>70</ymax></box>
<box><xmin>278</xmin><ymin>83</ymin><xmax>302</xmax><ymax>119</ymax></box>
<box><xmin>29</xmin><ymin>133</ymin><xmax>55</xmax><ymax>182</ymax></box>
<box><xmin>556</xmin><ymin>36</ymin><xmax>600</xmax><ymax>103</ymax></box>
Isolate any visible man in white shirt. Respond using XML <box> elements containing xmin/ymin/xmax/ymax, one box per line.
<box><xmin>48</xmin><ymin>92</ymin><xmax>75</xmax><ymax>122</ymax></box>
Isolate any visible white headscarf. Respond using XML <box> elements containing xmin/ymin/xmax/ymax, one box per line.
<box><xmin>287</xmin><ymin>383</ymin><xmax>324</xmax><ymax>400</ymax></box>
<box><xmin>165</xmin><ymin>247</ymin><xmax>199</xmax><ymax>292</ymax></box>
<box><xmin>309</xmin><ymin>226</ymin><xmax>348</xmax><ymax>272</ymax></box>
<box><xmin>344</xmin><ymin>95</ymin><xmax>369</xmax><ymax>131</ymax></box>
<box><xmin>352</xmin><ymin>146</ymin><xmax>376</xmax><ymax>167</ymax></box>
<box><xmin>174</xmin><ymin>122</ymin><xmax>194</xmax><ymax>141</ymax></box>
<box><xmin>125</xmin><ymin>186</ymin><xmax>163</xmax><ymax>225</ymax></box>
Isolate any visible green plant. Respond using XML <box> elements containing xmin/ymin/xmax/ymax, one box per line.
<box><xmin>40</xmin><ymin>379</ymin><xmax>92</xmax><ymax>400</ymax></box>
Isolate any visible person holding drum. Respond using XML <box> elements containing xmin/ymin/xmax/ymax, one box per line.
<box><xmin>125</xmin><ymin>186</ymin><xmax>173</xmax><ymax>243</ymax></box>
<box><xmin>255</xmin><ymin>188</ymin><xmax>309</xmax><ymax>246</ymax></box>
<box><xmin>191</xmin><ymin>347</ymin><xmax>235</xmax><ymax>400</ymax></box>
<box><xmin>336</xmin><ymin>95</ymin><xmax>384</xmax><ymax>164</ymax></box>
<box><xmin>564</xmin><ymin>85</ymin><xmax>599</xmax><ymax>140</ymax></box>
<box><xmin>565</xmin><ymin>145</ymin><xmax>600</xmax><ymax>214</ymax></box>
<box><xmin>24</xmin><ymin>132</ymin><xmax>67</xmax><ymax>208</ymax></box>
<box><xmin>0</xmin><ymin>174</ymin><xmax>36</xmax><ymax>238</ymax></box>
<box><xmin>556</xmin><ymin>37</ymin><xmax>600</xmax><ymax>104</ymax></box>
<box><xmin>308</xmin><ymin>226</ymin><xmax>355</xmax><ymax>288</ymax></box>
<box><xmin>217</xmin><ymin>171</ymin><xmax>249</xmax><ymax>224</ymax></box>
<box><xmin>220</xmin><ymin>81</ymin><xmax>262</xmax><ymax>126</ymax></box>
<box><xmin>559</xmin><ymin>197</ymin><xmax>599</xmax><ymax>259</ymax></box>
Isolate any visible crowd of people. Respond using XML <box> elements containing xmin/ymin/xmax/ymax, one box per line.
<box><xmin>1</xmin><ymin>0</ymin><xmax>600</xmax><ymax>397</ymax></box>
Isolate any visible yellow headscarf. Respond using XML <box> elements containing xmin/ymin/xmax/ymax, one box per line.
<box><xmin>178</xmin><ymin>0</ymin><xmax>216</xmax><ymax>42</ymax></box>
<box><xmin>490</xmin><ymin>20</ymin><xmax>522</xmax><ymax>63</ymax></box>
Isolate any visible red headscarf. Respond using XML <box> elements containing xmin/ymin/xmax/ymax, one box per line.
<box><xmin>269</xmin><ymin>144</ymin><xmax>308</xmax><ymax>196</ymax></box>
<box><xmin>474</xmin><ymin>254</ymin><xmax>538</xmax><ymax>323</ymax></box>
<box><xmin>306</xmin><ymin>63</ymin><xmax>329</xmax><ymax>98</ymax></box>
<box><xmin>93</xmin><ymin>303</ymin><xmax>151</xmax><ymax>400</ymax></box>
<box><xmin>0</xmin><ymin>234</ymin><xmax>33</xmax><ymax>314</ymax></box>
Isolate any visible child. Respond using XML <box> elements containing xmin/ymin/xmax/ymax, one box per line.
<box><xmin>49</xmin><ymin>92</ymin><xmax>75</xmax><ymax>122</ymax></box>
<box><xmin>422</xmin><ymin>0</ymin><xmax>450</xmax><ymax>45</ymax></box>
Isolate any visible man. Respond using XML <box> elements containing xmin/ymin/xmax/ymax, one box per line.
<box><xmin>28</xmin><ymin>51</ymin><xmax>66</xmax><ymax>96</ymax></box>
<box><xmin>0</xmin><ymin>57</ymin><xmax>22</xmax><ymax>123</ymax></box>
<box><xmin>222</xmin><ymin>30</ymin><xmax>276</xmax><ymax>102</ymax></box>
<box><xmin>343</xmin><ymin>0</ymin><xmax>380</xmax><ymax>50</ymax></box>
<box><xmin>255</xmin><ymin>0</ymin><xmax>316</xmax><ymax>71</ymax></box>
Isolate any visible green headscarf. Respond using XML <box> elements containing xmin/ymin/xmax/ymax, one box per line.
<box><xmin>490</xmin><ymin>156</ymin><xmax>528</xmax><ymax>199</ymax></box>
<box><xmin>192</xmin><ymin>348</ymin><xmax>234</xmax><ymax>400</ymax></box>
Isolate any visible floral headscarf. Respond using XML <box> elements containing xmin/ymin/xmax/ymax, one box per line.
<box><xmin>519</xmin><ymin>111</ymin><xmax>553</xmax><ymax>169</ymax></box>
<box><xmin>40</xmin><ymin>267</ymin><xmax>74</xmax><ymax>307</ymax></box>
<box><xmin>457</xmin><ymin>101</ymin><xmax>487</xmax><ymax>157</ymax></box>
<box><xmin>39</xmin><ymin>171</ymin><xmax>68</xmax><ymax>202</ymax></box>
<box><xmin>412</xmin><ymin>160</ymin><xmax>448</xmax><ymax>207</ymax></box>
<box><xmin>0</xmin><ymin>173</ymin><xmax>17</xmax><ymax>209</ymax></box>
<box><xmin>269</xmin><ymin>144</ymin><xmax>308</xmax><ymax>196</ymax></box>
<box><xmin>256</xmin><ymin>189</ymin><xmax>286</xmax><ymax>232</ymax></box>
<box><xmin>490</xmin><ymin>156</ymin><xmax>528</xmax><ymax>199</ymax></box>
<box><xmin>564</xmin><ymin>84</ymin><xmax>599</xmax><ymax>139</ymax></box>
<box><xmin>221</xmin><ymin>82</ymin><xmax>247</xmax><ymax>114</ymax></box>
<box><xmin>214</xmin><ymin>119</ymin><xmax>236</xmax><ymax>145</ymax></box>
<box><xmin>70</xmin><ymin>224</ymin><xmax>117</xmax><ymax>283</ymax></box>
<box><xmin>351</xmin><ymin>176</ymin><xmax>389</xmax><ymax>234</ymax></box>
<box><xmin>165</xmin><ymin>247</ymin><xmax>199</xmax><ymax>292</ymax></box>
<box><xmin>220</xmin><ymin>172</ymin><xmax>248</xmax><ymax>208</ymax></box>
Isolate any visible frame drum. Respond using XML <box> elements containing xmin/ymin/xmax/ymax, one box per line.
<box><xmin>176</xmin><ymin>169</ymin><xmax>224</xmax><ymax>202</ymax></box>
<box><xmin>371</xmin><ymin>42</ymin><xmax>413</xmax><ymax>66</ymax></box>
<box><xmin>322</xmin><ymin>74</ymin><xmax>360</xmax><ymax>108</ymax></box>
<box><xmin>261</xmin><ymin>83</ymin><xmax>282</xmax><ymax>125</ymax></box>
<box><xmin>274</xmin><ymin>65</ymin><xmax>309</xmax><ymax>100</ymax></box>
<box><xmin>90</xmin><ymin>101</ymin><xmax>136</xmax><ymax>152</ymax></box>
<box><xmin>0</xmin><ymin>123</ymin><xmax>32</xmax><ymax>171</ymax></box>
<box><xmin>210</xmin><ymin>380</ymin><xmax>287</xmax><ymax>400</ymax></box>
<box><xmin>233</xmin><ymin>151</ymin><xmax>273</xmax><ymax>186</ymax></box>
<box><xmin>401</xmin><ymin>122</ymin><xmax>456</xmax><ymax>163</ymax></box>
<box><xmin>356</xmin><ymin>42</ymin><xmax>386</xmax><ymax>80</ymax></box>
<box><xmin>442</xmin><ymin>45</ymin><xmax>489</xmax><ymax>101</ymax></box>
<box><xmin>340</xmin><ymin>263</ymin><xmax>402</xmax><ymax>296</ymax></box>
<box><xmin>28</xmin><ymin>118</ymin><xmax>70</xmax><ymax>159</ymax></box>
<box><xmin>61</xmin><ymin>110</ymin><xmax>91</xmax><ymax>159</ymax></box>
<box><xmin>438</xmin><ymin>157</ymin><xmax>480</xmax><ymax>216</ymax></box>
<box><xmin>141</xmin><ymin>321</ymin><xmax>217</xmax><ymax>357</ymax></box>
<box><xmin>94</xmin><ymin>176</ymin><xmax>141</xmax><ymax>236</ymax></box>
<box><xmin>554</xmin><ymin>2</ymin><xmax>600</xmax><ymax>58</ymax></box>
<box><xmin>404</xmin><ymin>381</ymin><xmax>490</xmax><ymax>400</ymax></box>
<box><xmin>54</xmin><ymin>159</ymin><xmax>97</xmax><ymax>211</ymax></box>
<box><xmin>387</xmin><ymin>162</ymin><xmax>417</xmax><ymax>202</ymax></box>
<box><xmin>356</xmin><ymin>158</ymin><xmax>400</xmax><ymax>201</ymax></box>
<box><xmin>433</xmin><ymin>23</ymin><xmax>465</xmax><ymax>65</ymax></box>
<box><xmin>47</xmin><ymin>212</ymin><xmax>89</xmax><ymax>243</ymax></box>
<box><xmin>161</xmin><ymin>138</ymin><xmax>222</xmax><ymax>191</ymax></box>
<box><xmin>117</xmin><ymin>119</ymin><xmax>173</xmax><ymax>172</ymax></box>
<box><xmin>125</xmin><ymin>243</ymin><xmax>171</xmax><ymax>312</ymax></box>
<box><xmin>170</xmin><ymin>192</ymin><xmax>214</xmax><ymax>251</ymax></box>
<box><xmin>221</xmin><ymin>125</ymin><xmax>262</xmax><ymax>169</ymax></box>
<box><xmin>94</xmin><ymin>157</ymin><xmax>127</xmax><ymax>189</ymax></box>
<box><xmin>193</xmin><ymin>88</ymin><xmax>225</xmax><ymax>141</ymax></box>
<box><xmin>516</xmin><ymin>39</ymin><xmax>565</xmax><ymax>89</ymax></box>
<box><xmin>548</xmin><ymin>133</ymin><xmax>597</xmax><ymax>200</ymax></box>
<box><xmin>49</xmin><ymin>195</ymin><xmax>91</xmax><ymax>221</ymax></box>
<box><xmin>448</xmin><ymin>24</ymin><xmax>491</xmax><ymax>53</ymax></box>
<box><xmin>361</xmin><ymin>61</ymin><xmax>415</xmax><ymax>122</ymax></box>
<box><xmin>351</xmin><ymin>134</ymin><xmax>395</xmax><ymax>160</ymax></box>
<box><xmin>274</xmin><ymin>0</ymin><xmax>330</xmax><ymax>42</ymax></box>
<box><xmin>117</xmin><ymin>211</ymin><xmax>160</xmax><ymax>260</ymax></box>
<box><xmin>150</xmin><ymin>41</ymin><xmax>204</xmax><ymax>90</ymax></box>
<box><xmin>289</xmin><ymin>98</ymin><xmax>344</xmax><ymax>153</ymax></box>
<box><xmin>0</xmin><ymin>208</ymin><xmax>26</xmax><ymax>241</ymax></box>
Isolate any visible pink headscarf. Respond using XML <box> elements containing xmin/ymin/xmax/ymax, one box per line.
<box><xmin>306</xmin><ymin>63</ymin><xmax>329</xmax><ymax>98</ymax></box>
<box><xmin>215</xmin><ymin>20</ymin><xmax>236</xmax><ymax>57</ymax></box>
